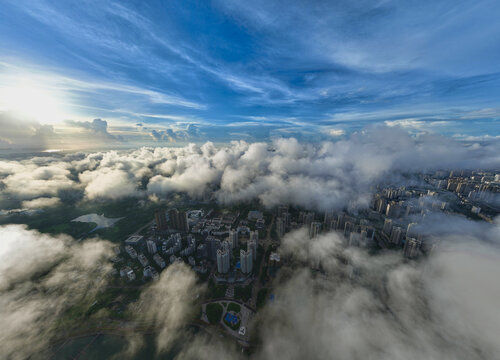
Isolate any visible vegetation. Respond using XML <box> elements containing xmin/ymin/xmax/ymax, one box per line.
<box><xmin>206</xmin><ymin>280</ymin><xmax>227</xmax><ymax>299</ymax></box>
<box><xmin>206</xmin><ymin>303</ymin><xmax>223</xmax><ymax>324</ymax></box>
<box><xmin>234</xmin><ymin>285</ymin><xmax>252</xmax><ymax>302</ymax></box>
<box><xmin>260</xmin><ymin>266</ymin><xmax>269</xmax><ymax>284</ymax></box>
<box><xmin>257</xmin><ymin>288</ymin><xmax>268</xmax><ymax>309</ymax></box>
<box><xmin>227</xmin><ymin>302</ymin><xmax>241</xmax><ymax>313</ymax></box>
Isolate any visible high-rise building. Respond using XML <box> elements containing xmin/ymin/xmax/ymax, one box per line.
<box><xmin>389</xmin><ymin>226</ymin><xmax>403</xmax><ymax>245</ymax></box>
<box><xmin>277</xmin><ymin>204</ymin><xmax>289</xmax><ymax>219</ymax></box>
<box><xmin>248</xmin><ymin>239</ymin><xmax>257</xmax><ymax>261</ymax></box>
<box><xmin>228</xmin><ymin>230</ymin><xmax>238</xmax><ymax>249</ymax></box>
<box><xmin>310</xmin><ymin>221</ymin><xmax>321</xmax><ymax>238</ymax></box>
<box><xmin>222</xmin><ymin>240</ymin><xmax>232</xmax><ymax>260</ymax></box>
<box><xmin>324</xmin><ymin>210</ymin><xmax>334</xmax><ymax>226</ymax></box>
<box><xmin>329</xmin><ymin>218</ymin><xmax>337</xmax><ymax>231</ymax></box>
<box><xmin>349</xmin><ymin>232</ymin><xmax>361</xmax><ymax>246</ymax></box>
<box><xmin>343</xmin><ymin>221</ymin><xmax>354</xmax><ymax>237</ymax></box>
<box><xmin>146</xmin><ymin>240</ymin><xmax>157</xmax><ymax>254</ymax></box>
<box><xmin>383</xmin><ymin>219</ymin><xmax>393</xmax><ymax>235</ymax></box>
<box><xmin>155</xmin><ymin>209</ymin><xmax>168</xmax><ymax>231</ymax></box>
<box><xmin>336</xmin><ymin>213</ymin><xmax>346</xmax><ymax>230</ymax></box>
<box><xmin>168</xmin><ymin>208</ymin><xmax>189</xmax><ymax>232</ymax></box>
<box><xmin>217</xmin><ymin>249</ymin><xmax>230</xmax><ymax>274</ymax></box>
<box><xmin>276</xmin><ymin>217</ymin><xmax>286</xmax><ymax>238</ymax></box>
<box><xmin>206</xmin><ymin>236</ymin><xmax>221</xmax><ymax>261</ymax></box>
<box><xmin>304</xmin><ymin>212</ymin><xmax>315</xmax><ymax>227</ymax></box>
<box><xmin>240</xmin><ymin>249</ymin><xmax>253</xmax><ymax>274</ymax></box>
<box><xmin>404</xmin><ymin>238</ymin><xmax>422</xmax><ymax>258</ymax></box>
<box><xmin>406</xmin><ymin>222</ymin><xmax>418</xmax><ymax>239</ymax></box>
<box><xmin>386</xmin><ymin>202</ymin><xmax>401</xmax><ymax>218</ymax></box>
<box><xmin>250</xmin><ymin>230</ymin><xmax>259</xmax><ymax>243</ymax></box>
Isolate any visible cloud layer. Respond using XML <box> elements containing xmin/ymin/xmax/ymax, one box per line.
<box><xmin>1</xmin><ymin>126</ymin><xmax>499</xmax><ymax>211</ymax></box>
<box><xmin>0</xmin><ymin>225</ymin><xmax>112</xmax><ymax>359</ymax></box>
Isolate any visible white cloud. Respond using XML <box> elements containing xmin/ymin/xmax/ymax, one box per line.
<box><xmin>0</xmin><ymin>225</ymin><xmax>112</xmax><ymax>359</ymax></box>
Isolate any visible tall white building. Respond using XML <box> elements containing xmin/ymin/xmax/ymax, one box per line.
<box><xmin>229</xmin><ymin>230</ymin><xmax>239</xmax><ymax>249</ymax></box>
<box><xmin>146</xmin><ymin>240</ymin><xmax>157</xmax><ymax>254</ymax></box>
<box><xmin>248</xmin><ymin>239</ymin><xmax>257</xmax><ymax>261</ymax></box>
<box><xmin>217</xmin><ymin>249</ymin><xmax>230</xmax><ymax>274</ymax></box>
<box><xmin>240</xmin><ymin>249</ymin><xmax>253</xmax><ymax>274</ymax></box>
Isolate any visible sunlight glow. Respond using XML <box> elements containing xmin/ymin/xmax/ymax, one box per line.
<box><xmin>0</xmin><ymin>80</ymin><xmax>66</xmax><ymax>124</ymax></box>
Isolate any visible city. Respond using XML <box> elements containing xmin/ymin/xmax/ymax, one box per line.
<box><xmin>99</xmin><ymin>168</ymin><xmax>499</xmax><ymax>350</ymax></box>
<box><xmin>1</xmin><ymin>1</ymin><xmax>500</xmax><ymax>359</ymax></box>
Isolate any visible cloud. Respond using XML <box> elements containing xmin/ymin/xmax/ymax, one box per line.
<box><xmin>131</xmin><ymin>263</ymin><xmax>205</xmax><ymax>355</ymax></box>
<box><xmin>21</xmin><ymin>197</ymin><xmax>61</xmax><ymax>208</ymax></box>
<box><xmin>0</xmin><ymin>112</ymin><xmax>58</xmax><ymax>150</ymax></box>
<box><xmin>0</xmin><ymin>126</ymin><xmax>499</xmax><ymax>358</ymax></box>
<box><xmin>1</xmin><ymin>126</ymin><xmax>499</xmax><ymax>210</ymax></box>
<box><xmin>327</xmin><ymin>128</ymin><xmax>345</xmax><ymax>137</ymax></box>
<box><xmin>66</xmin><ymin>118</ymin><xmax>120</xmax><ymax>139</ymax></box>
<box><xmin>0</xmin><ymin>225</ymin><xmax>112</xmax><ymax>359</ymax></box>
<box><xmin>79</xmin><ymin>167</ymin><xmax>140</xmax><ymax>200</ymax></box>
<box><xmin>244</xmin><ymin>216</ymin><xmax>500</xmax><ymax>360</ymax></box>
<box><xmin>150</xmin><ymin>124</ymin><xmax>200</xmax><ymax>143</ymax></box>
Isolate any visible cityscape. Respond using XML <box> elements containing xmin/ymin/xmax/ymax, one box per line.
<box><xmin>100</xmin><ymin>168</ymin><xmax>499</xmax><ymax>350</ymax></box>
<box><xmin>1</xmin><ymin>1</ymin><xmax>500</xmax><ymax>359</ymax></box>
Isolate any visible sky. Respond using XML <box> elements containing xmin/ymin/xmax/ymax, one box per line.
<box><xmin>0</xmin><ymin>0</ymin><xmax>499</xmax><ymax>149</ymax></box>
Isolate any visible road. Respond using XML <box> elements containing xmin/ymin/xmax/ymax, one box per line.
<box><xmin>249</xmin><ymin>215</ymin><xmax>275</xmax><ymax>306</ymax></box>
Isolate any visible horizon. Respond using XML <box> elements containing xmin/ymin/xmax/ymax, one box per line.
<box><xmin>1</xmin><ymin>0</ymin><xmax>500</xmax><ymax>151</ymax></box>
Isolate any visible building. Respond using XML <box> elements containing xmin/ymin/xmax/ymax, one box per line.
<box><xmin>196</xmin><ymin>244</ymin><xmax>207</xmax><ymax>258</ymax></box>
<box><xmin>389</xmin><ymin>226</ymin><xmax>403</xmax><ymax>245</ymax></box>
<box><xmin>125</xmin><ymin>235</ymin><xmax>143</xmax><ymax>246</ymax></box>
<box><xmin>276</xmin><ymin>217</ymin><xmax>286</xmax><ymax>238</ymax></box>
<box><xmin>269</xmin><ymin>252</ymin><xmax>280</xmax><ymax>267</ymax></box>
<box><xmin>304</xmin><ymin>212</ymin><xmax>315</xmax><ymax>227</ymax></box>
<box><xmin>229</xmin><ymin>230</ymin><xmax>239</xmax><ymax>249</ymax></box>
<box><xmin>248</xmin><ymin>239</ymin><xmax>257</xmax><ymax>261</ymax></box>
<box><xmin>310</xmin><ymin>221</ymin><xmax>321</xmax><ymax>238</ymax></box>
<box><xmin>217</xmin><ymin>248</ymin><xmax>230</xmax><ymax>274</ymax></box>
<box><xmin>250</xmin><ymin>230</ymin><xmax>259</xmax><ymax>243</ymax></box>
<box><xmin>126</xmin><ymin>269</ymin><xmax>136</xmax><ymax>281</ymax></box>
<box><xmin>383</xmin><ymin>219</ymin><xmax>393</xmax><ymax>235</ymax></box>
<box><xmin>406</xmin><ymin>223</ymin><xmax>418</xmax><ymax>240</ymax></box>
<box><xmin>124</xmin><ymin>245</ymin><xmax>137</xmax><ymax>258</ymax></box>
<box><xmin>404</xmin><ymin>238</ymin><xmax>422</xmax><ymax>258</ymax></box>
<box><xmin>386</xmin><ymin>202</ymin><xmax>401</xmax><ymax>218</ymax></box>
<box><xmin>206</xmin><ymin>236</ymin><xmax>221</xmax><ymax>261</ymax></box>
<box><xmin>146</xmin><ymin>240</ymin><xmax>157</xmax><ymax>254</ymax></box>
<box><xmin>153</xmin><ymin>253</ymin><xmax>166</xmax><ymax>268</ymax></box>
<box><xmin>247</xmin><ymin>210</ymin><xmax>263</xmax><ymax>221</ymax></box>
<box><xmin>155</xmin><ymin>209</ymin><xmax>168</xmax><ymax>231</ymax></box>
<box><xmin>138</xmin><ymin>253</ymin><xmax>149</xmax><ymax>266</ymax></box>
<box><xmin>168</xmin><ymin>208</ymin><xmax>189</xmax><ymax>232</ymax></box>
<box><xmin>240</xmin><ymin>249</ymin><xmax>253</xmax><ymax>274</ymax></box>
<box><xmin>277</xmin><ymin>204</ymin><xmax>289</xmax><ymax>218</ymax></box>
<box><xmin>222</xmin><ymin>240</ymin><xmax>232</xmax><ymax>260</ymax></box>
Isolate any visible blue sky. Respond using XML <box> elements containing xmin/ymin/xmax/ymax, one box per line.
<box><xmin>0</xmin><ymin>0</ymin><xmax>499</xmax><ymax>147</ymax></box>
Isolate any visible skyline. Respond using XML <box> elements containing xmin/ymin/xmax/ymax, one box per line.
<box><xmin>1</xmin><ymin>0</ymin><xmax>500</xmax><ymax>150</ymax></box>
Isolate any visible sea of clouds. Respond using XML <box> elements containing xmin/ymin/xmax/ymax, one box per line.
<box><xmin>0</xmin><ymin>126</ymin><xmax>499</xmax><ymax>359</ymax></box>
